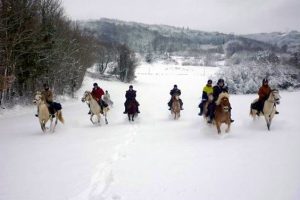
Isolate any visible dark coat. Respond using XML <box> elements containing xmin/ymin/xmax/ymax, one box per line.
<box><xmin>212</xmin><ymin>85</ymin><xmax>228</xmax><ymax>102</ymax></box>
<box><xmin>170</xmin><ymin>88</ymin><xmax>181</xmax><ymax>96</ymax></box>
<box><xmin>125</xmin><ymin>90</ymin><xmax>136</xmax><ymax>100</ymax></box>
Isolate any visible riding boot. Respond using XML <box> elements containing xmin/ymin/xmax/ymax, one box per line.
<box><xmin>207</xmin><ymin>117</ymin><xmax>213</xmax><ymax>124</ymax></box>
<box><xmin>100</xmin><ymin>105</ymin><xmax>104</xmax><ymax>114</ymax></box>
<box><xmin>198</xmin><ymin>110</ymin><xmax>203</xmax><ymax>116</ymax></box>
<box><xmin>123</xmin><ymin>106</ymin><xmax>127</xmax><ymax>114</ymax></box>
<box><xmin>275</xmin><ymin>111</ymin><xmax>279</xmax><ymax>114</ymax></box>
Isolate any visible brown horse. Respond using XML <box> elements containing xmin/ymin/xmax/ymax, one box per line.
<box><xmin>171</xmin><ymin>95</ymin><xmax>181</xmax><ymax>120</ymax></box>
<box><xmin>127</xmin><ymin>99</ymin><xmax>138</xmax><ymax>121</ymax></box>
<box><xmin>214</xmin><ymin>92</ymin><xmax>231</xmax><ymax>134</ymax></box>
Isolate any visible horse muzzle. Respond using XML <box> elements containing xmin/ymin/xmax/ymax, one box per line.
<box><xmin>81</xmin><ymin>98</ymin><xmax>85</xmax><ymax>102</ymax></box>
<box><xmin>223</xmin><ymin>106</ymin><xmax>229</xmax><ymax>112</ymax></box>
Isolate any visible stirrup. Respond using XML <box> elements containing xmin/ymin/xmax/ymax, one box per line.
<box><xmin>35</xmin><ymin>114</ymin><xmax>38</xmax><ymax>117</ymax></box>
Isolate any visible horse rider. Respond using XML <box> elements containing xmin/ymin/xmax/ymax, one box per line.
<box><xmin>89</xmin><ymin>82</ymin><xmax>108</xmax><ymax>114</ymax></box>
<box><xmin>253</xmin><ymin>78</ymin><xmax>279</xmax><ymax>115</ymax></box>
<box><xmin>35</xmin><ymin>83</ymin><xmax>56</xmax><ymax>118</ymax></box>
<box><xmin>207</xmin><ymin>79</ymin><xmax>234</xmax><ymax>123</ymax></box>
<box><xmin>198</xmin><ymin>79</ymin><xmax>213</xmax><ymax>116</ymax></box>
<box><xmin>123</xmin><ymin>85</ymin><xmax>140</xmax><ymax>114</ymax></box>
<box><xmin>168</xmin><ymin>84</ymin><xmax>183</xmax><ymax>110</ymax></box>
<box><xmin>103</xmin><ymin>90</ymin><xmax>113</xmax><ymax>106</ymax></box>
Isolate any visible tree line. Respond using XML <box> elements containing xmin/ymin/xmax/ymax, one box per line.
<box><xmin>0</xmin><ymin>0</ymin><xmax>137</xmax><ymax>106</ymax></box>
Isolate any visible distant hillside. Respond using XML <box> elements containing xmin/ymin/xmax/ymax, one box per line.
<box><xmin>244</xmin><ymin>31</ymin><xmax>300</xmax><ymax>53</ymax></box>
<box><xmin>78</xmin><ymin>18</ymin><xmax>277</xmax><ymax>55</ymax></box>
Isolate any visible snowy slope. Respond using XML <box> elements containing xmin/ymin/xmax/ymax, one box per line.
<box><xmin>0</xmin><ymin>63</ymin><xmax>300</xmax><ymax>200</ymax></box>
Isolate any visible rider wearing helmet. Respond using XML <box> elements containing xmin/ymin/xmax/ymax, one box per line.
<box><xmin>198</xmin><ymin>79</ymin><xmax>213</xmax><ymax>116</ymax></box>
<box><xmin>168</xmin><ymin>84</ymin><xmax>183</xmax><ymax>110</ymax></box>
<box><xmin>89</xmin><ymin>82</ymin><xmax>108</xmax><ymax>114</ymax></box>
<box><xmin>207</xmin><ymin>79</ymin><xmax>234</xmax><ymax>123</ymax></box>
<box><xmin>253</xmin><ymin>78</ymin><xmax>279</xmax><ymax>115</ymax></box>
<box><xmin>123</xmin><ymin>85</ymin><xmax>140</xmax><ymax>114</ymax></box>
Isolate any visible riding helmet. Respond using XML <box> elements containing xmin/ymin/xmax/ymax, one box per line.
<box><xmin>93</xmin><ymin>83</ymin><xmax>98</xmax><ymax>87</ymax></box>
<box><xmin>174</xmin><ymin>84</ymin><xmax>177</xmax><ymax>88</ymax></box>
<box><xmin>262</xmin><ymin>78</ymin><xmax>268</xmax><ymax>84</ymax></box>
<box><xmin>217</xmin><ymin>79</ymin><xmax>224</xmax><ymax>84</ymax></box>
<box><xmin>129</xmin><ymin>85</ymin><xmax>133</xmax><ymax>89</ymax></box>
<box><xmin>207</xmin><ymin>79</ymin><xmax>212</xmax><ymax>84</ymax></box>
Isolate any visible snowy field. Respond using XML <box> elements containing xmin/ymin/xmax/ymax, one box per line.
<box><xmin>1</xmin><ymin>62</ymin><xmax>300</xmax><ymax>200</ymax></box>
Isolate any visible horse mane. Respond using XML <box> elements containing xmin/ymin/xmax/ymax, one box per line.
<box><xmin>216</xmin><ymin>92</ymin><xmax>230</xmax><ymax>105</ymax></box>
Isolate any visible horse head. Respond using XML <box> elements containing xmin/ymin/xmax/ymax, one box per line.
<box><xmin>81</xmin><ymin>91</ymin><xmax>91</xmax><ymax>103</ymax></box>
<box><xmin>216</xmin><ymin>92</ymin><xmax>230</xmax><ymax>112</ymax></box>
<box><xmin>270</xmin><ymin>89</ymin><xmax>281</xmax><ymax>105</ymax></box>
<box><xmin>33</xmin><ymin>91</ymin><xmax>43</xmax><ymax>105</ymax></box>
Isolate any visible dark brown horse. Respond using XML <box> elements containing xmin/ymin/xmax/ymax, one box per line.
<box><xmin>127</xmin><ymin>100</ymin><xmax>138</xmax><ymax>121</ymax></box>
<box><xmin>214</xmin><ymin>92</ymin><xmax>231</xmax><ymax>134</ymax></box>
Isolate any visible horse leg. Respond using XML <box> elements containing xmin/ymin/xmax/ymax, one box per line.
<box><xmin>90</xmin><ymin>114</ymin><xmax>94</xmax><ymax>124</ymax></box>
<box><xmin>128</xmin><ymin>114</ymin><xmax>130</xmax><ymax>121</ymax></box>
<box><xmin>41</xmin><ymin>121</ymin><xmax>46</xmax><ymax>132</ymax></box>
<box><xmin>264</xmin><ymin>115</ymin><xmax>270</xmax><ymax>131</ymax></box>
<box><xmin>52</xmin><ymin>117</ymin><xmax>58</xmax><ymax>133</ymax></box>
<box><xmin>216</xmin><ymin>121</ymin><xmax>221</xmax><ymax>134</ymax></box>
<box><xmin>225</xmin><ymin>122</ymin><xmax>231</xmax><ymax>133</ymax></box>
<box><xmin>97</xmin><ymin>114</ymin><xmax>100</xmax><ymax>124</ymax></box>
<box><xmin>104</xmin><ymin>112</ymin><xmax>108</xmax><ymax>124</ymax></box>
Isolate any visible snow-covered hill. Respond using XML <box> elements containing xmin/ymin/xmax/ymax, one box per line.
<box><xmin>0</xmin><ymin>63</ymin><xmax>300</xmax><ymax>200</ymax></box>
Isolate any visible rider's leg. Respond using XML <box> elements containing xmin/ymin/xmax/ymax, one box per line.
<box><xmin>199</xmin><ymin>101</ymin><xmax>204</xmax><ymax>115</ymax></box>
<box><xmin>168</xmin><ymin>98</ymin><xmax>172</xmax><ymax>110</ymax></box>
<box><xmin>123</xmin><ymin>101</ymin><xmax>128</xmax><ymax>114</ymax></box>
<box><xmin>179</xmin><ymin>99</ymin><xmax>183</xmax><ymax>110</ymax></box>
<box><xmin>207</xmin><ymin>103</ymin><xmax>215</xmax><ymax>123</ymax></box>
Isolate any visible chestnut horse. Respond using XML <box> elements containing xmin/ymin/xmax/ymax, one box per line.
<box><xmin>250</xmin><ymin>89</ymin><xmax>281</xmax><ymax>130</ymax></box>
<box><xmin>33</xmin><ymin>91</ymin><xmax>64</xmax><ymax>133</ymax></box>
<box><xmin>214</xmin><ymin>92</ymin><xmax>231</xmax><ymax>134</ymax></box>
<box><xmin>171</xmin><ymin>95</ymin><xmax>181</xmax><ymax>120</ymax></box>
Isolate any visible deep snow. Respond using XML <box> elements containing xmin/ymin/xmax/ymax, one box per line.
<box><xmin>0</xmin><ymin>62</ymin><xmax>300</xmax><ymax>200</ymax></box>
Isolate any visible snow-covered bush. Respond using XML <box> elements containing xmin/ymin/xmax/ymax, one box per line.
<box><xmin>214</xmin><ymin>64</ymin><xmax>300</xmax><ymax>94</ymax></box>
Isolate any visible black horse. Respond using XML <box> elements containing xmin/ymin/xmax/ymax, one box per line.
<box><xmin>127</xmin><ymin>100</ymin><xmax>138</xmax><ymax>121</ymax></box>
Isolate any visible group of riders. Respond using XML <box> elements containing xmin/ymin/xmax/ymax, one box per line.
<box><xmin>36</xmin><ymin>78</ymin><xmax>278</xmax><ymax>121</ymax></box>
<box><xmin>198</xmin><ymin>78</ymin><xmax>279</xmax><ymax>123</ymax></box>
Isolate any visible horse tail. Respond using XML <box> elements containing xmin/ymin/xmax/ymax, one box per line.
<box><xmin>57</xmin><ymin>111</ymin><xmax>64</xmax><ymax>124</ymax></box>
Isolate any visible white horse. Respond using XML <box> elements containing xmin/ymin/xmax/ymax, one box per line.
<box><xmin>33</xmin><ymin>91</ymin><xmax>64</xmax><ymax>133</ymax></box>
<box><xmin>250</xmin><ymin>89</ymin><xmax>281</xmax><ymax>130</ymax></box>
<box><xmin>81</xmin><ymin>91</ymin><xmax>109</xmax><ymax>125</ymax></box>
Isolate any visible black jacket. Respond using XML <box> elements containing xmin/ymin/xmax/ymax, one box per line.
<box><xmin>212</xmin><ymin>85</ymin><xmax>228</xmax><ymax>102</ymax></box>
<box><xmin>170</xmin><ymin>88</ymin><xmax>181</xmax><ymax>96</ymax></box>
<box><xmin>125</xmin><ymin>90</ymin><xmax>136</xmax><ymax>100</ymax></box>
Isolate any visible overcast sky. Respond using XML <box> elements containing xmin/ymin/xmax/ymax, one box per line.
<box><xmin>61</xmin><ymin>0</ymin><xmax>300</xmax><ymax>34</ymax></box>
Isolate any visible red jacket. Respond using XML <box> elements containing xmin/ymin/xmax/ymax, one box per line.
<box><xmin>258</xmin><ymin>85</ymin><xmax>271</xmax><ymax>101</ymax></box>
<box><xmin>91</xmin><ymin>87</ymin><xmax>104</xmax><ymax>101</ymax></box>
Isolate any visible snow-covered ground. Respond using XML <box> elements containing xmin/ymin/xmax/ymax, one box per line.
<box><xmin>0</xmin><ymin>63</ymin><xmax>300</xmax><ymax>200</ymax></box>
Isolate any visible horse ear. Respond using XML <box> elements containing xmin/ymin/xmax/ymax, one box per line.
<box><xmin>36</xmin><ymin>91</ymin><xmax>41</xmax><ymax>95</ymax></box>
